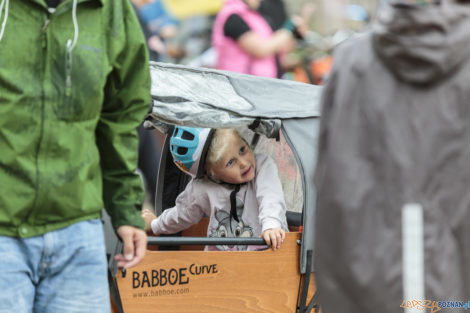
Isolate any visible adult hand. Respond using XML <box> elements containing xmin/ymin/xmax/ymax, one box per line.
<box><xmin>261</xmin><ymin>228</ymin><xmax>286</xmax><ymax>251</ymax></box>
<box><xmin>115</xmin><ymin>225</ymin><xmax>147</xmax><ymax>268</ymax></box>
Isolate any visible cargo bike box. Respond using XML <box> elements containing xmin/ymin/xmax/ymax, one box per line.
<box><xmin>109</xmin><ymin>62</ymin><xmax>323</xmax><ymax>313</ymax></box>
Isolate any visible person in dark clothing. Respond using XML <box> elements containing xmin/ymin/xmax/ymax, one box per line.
<box><xmin>257</xmin><ymin>0</ymin><xmax>289</xmax><ymax>78</ymax></box>
<box><xmin>314</xmin><ymin>1</ymin><xmax>470</xmax><ymax>313</ymax></box>
<box><xmin>258</xmin><ymin>0</ymin><xmax>288</xmax><ymax>31</ymax></box>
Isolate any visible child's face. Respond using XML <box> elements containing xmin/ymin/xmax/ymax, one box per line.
<box><xmin>207</xmin><ymin>133</ymin><xmax>256</xmax><ymax>185</ymax></box>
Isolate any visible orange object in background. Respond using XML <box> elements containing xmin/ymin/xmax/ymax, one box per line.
<box><xmin>311</xmin><ymin>55</ymin><xmax>333</xmax><ymax>85</ymax></box>
<box><xmin>293</xmin><ymin>55</ymin><xmax>333</xmax><ymax>86</ymax></box>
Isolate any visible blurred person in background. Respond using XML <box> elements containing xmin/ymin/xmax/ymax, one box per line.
<box><xmin>258</xmin><ymin>0</ymin><xmax>317</xmax><ymax>79</ymax></box>
<box><xmin>132</xmin><ymin>0</ymin><xmax>183</xmax><ymax>62</ymax></box>
<box><xmin>212</xmin><ymin>0</ymin><xmax>307</xmax><ymax>78</ymax></box>
<box><xmin>314</xmin><ymin>0</ymin><xmax>470</xmax><ymax>312</ymax></box>
<box><xmin>131</xmin><ymin>0</ymin><xmax>169</xmax><ymax>210</ymax></box>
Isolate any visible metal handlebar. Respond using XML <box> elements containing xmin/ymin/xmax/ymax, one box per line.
<box><xmin>147</xmin><ymin>236</ymin><xmax>266</xmax><ymax>246</ymax></box>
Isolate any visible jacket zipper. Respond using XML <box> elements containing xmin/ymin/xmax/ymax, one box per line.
<box><xmin>41</xmin><ymin>18</ymin><xmax>50</xmax><ymax>48</ymax></box>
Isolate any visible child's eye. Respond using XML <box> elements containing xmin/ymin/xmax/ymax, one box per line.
<box><xmin>239</xmin><ymin>146</ymin><xmax>246</xmax><ymax>154</ymax></box>
<box><xmin>225</xmin><ymin>159</ymin><xmax>234</xmax><ymax>167</ymax></box>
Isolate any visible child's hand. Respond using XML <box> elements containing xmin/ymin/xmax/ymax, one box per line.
<box><xmin>261</xmin><ymin>228</ymin><xmax>286</xmax><ymax>251</ymax></box>
<box><xmin>141</xmin><ymin>209</ymin><xmax>157</xmax><ymax>233</ymax></box>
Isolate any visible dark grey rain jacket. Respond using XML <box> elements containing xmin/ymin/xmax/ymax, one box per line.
<box><xmin>314</xmin><ymin>1</ymin><xmax>470</xmax><ymax>312</ymax></box>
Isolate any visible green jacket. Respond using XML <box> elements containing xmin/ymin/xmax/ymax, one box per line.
<box><xmin>0</xmin><ymin>0</ymin><xmax>150</xmax><ymax>237</ymax></box>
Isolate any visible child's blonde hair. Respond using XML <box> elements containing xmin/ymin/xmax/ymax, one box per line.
<box><xmin>205</xmin><ymin>128</ymin><xmax>250</xmax><ymax>180</ymax></box>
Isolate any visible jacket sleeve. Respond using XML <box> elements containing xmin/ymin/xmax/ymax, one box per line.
<box><xmin>96</xmin><ymin>1</ymin><xmax>151</xmax><ymax>231</ymax></box>
<box><xmin>254</xmin><ymin>154</ymin><xmax>289</xmax><ymax>232</ymax></box>
<box><xmin>151</xmin><ymin>180</ymin><xmax>207</xmax><ymax>234</ymax></box>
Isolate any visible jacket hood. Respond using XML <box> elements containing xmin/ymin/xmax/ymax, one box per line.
<box><xmin>372</xmin><ymin>0</ymin><xmax>470</xmax><ymax>85</ymax></box>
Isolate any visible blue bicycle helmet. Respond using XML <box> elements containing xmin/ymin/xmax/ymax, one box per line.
<box><xmin>170</xmin><ymin>126</ymin><xmax>215</xmax><ymax>178</ymax></box>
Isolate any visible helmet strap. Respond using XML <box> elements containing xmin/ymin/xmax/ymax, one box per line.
<box><xmin>229</xmin><ymin>184</ymin><xmax>241</xmax><ymax>224</ymax></box>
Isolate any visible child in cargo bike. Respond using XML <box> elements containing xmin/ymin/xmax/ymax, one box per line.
<box><xmin>142</xmin><ymin>126</ymin><xmax>288</xmax><ymax>251</ymax></box>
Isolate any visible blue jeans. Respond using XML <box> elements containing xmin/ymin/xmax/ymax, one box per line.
<box><xmin>0</xmin><ymin>219</ymin><xmax>110</xmax><ymax>313</ymax></box>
